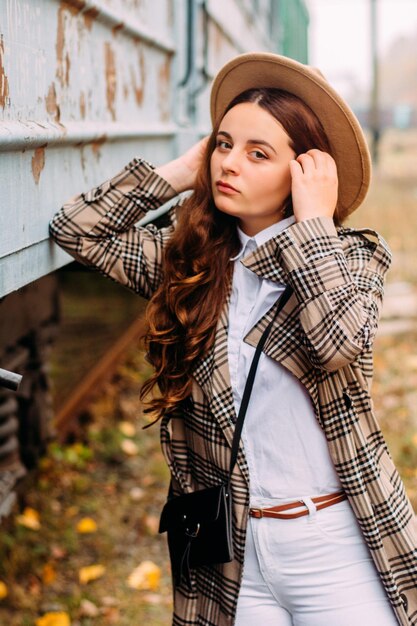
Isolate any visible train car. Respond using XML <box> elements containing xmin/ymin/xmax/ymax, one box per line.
<box><xmin>0</xmin><ymin>0</ymin><xmax>309</xmax><ymax>517</ymax></box>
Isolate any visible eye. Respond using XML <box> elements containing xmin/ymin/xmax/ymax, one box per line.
<box><xmin>250</xmin><ymin>150</ymin><xmax>267</xmax><ymax>160</ymax></box>
<box><xmin>216</xmin><ymin>139</ymin><xmax>232</xmax><ymax>150</ymax></box>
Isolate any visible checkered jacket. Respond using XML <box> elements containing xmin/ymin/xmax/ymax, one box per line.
<box><xmin>50</xmin><ymin>158</ymin><xmax>417</xmax><ymax>626</ymax></box>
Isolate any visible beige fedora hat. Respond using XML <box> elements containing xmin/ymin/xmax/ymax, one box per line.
<box><xmin>210</xmin><ymin>52</ymin><xmax>371</xmax><ymax>219</ymax></box>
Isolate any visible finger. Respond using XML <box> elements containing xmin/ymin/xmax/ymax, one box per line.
<box><xmin>296</xmin><ymin>152</ymin><xmax>316</xmax><ymax>174</ymax></box>
<box><xmin>198</xmin><ymin>136</ymin><xmax>210</xmax><ymax>157</ymax></box>
<box><xmin>306</xmin><ymin>149</ymin><xmax>335</xmax><ymax>173</ymax></box>
<box><xmin>307</xmin><ymin>149</ymin><xmax>331</xmax><ymax>170</ymax></box>
<box><xmin>289</xmin><ymin>159</ymin><xmax>303</xmax><ymax>179</ymax></box>
<box><xmin>305</xmin><ymin>148</ymin><xmax>325</xmax><ymax>158</ymax></box>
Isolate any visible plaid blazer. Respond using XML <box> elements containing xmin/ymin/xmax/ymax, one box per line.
<box><xmin>50</xmin><ymin>158</ymin><xmax>417</xmax><ymax>626</ymax></box>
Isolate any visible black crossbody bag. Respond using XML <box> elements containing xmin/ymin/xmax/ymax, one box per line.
<box><xmin>159</xmin><ymin>286</ymin><xmax>293</xmax><ymax>586</ymax></box>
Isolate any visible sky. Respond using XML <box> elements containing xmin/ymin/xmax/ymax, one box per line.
<box><xmin>307</xmin><ymin>0</ymin><xmax>417</xmax><ymax>98</ymax></box>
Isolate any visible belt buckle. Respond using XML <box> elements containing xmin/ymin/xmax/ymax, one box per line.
<box><xmin>250</xmin><ymin>508</ymin><xmax>263</xmax><ymax>519</ymax></box>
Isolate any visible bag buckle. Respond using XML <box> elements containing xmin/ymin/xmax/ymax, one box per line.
<box><xmin>249</xmin><ymin>508</ymin><xmax>263</xmax><ymax>519</ymax></box>
<box><xmin>182</xmin><ymin>514</ymin><xmax>201</xmax><ymax>538</ymax></box>
<box><xmin>185</xmin><ymin>523</ymin><xmax>200</xmax><ymax>538</ymax></box>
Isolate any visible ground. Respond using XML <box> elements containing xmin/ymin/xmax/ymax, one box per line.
<box><xmin>0</xmin><ymin>349</ymin><xmax>173</xmax><ymax>625</ymax></box>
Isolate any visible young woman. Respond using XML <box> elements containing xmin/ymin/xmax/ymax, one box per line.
<box><xmin>50</xmin><ymin>53</ymin><xmax>417</xmax><ymax>626</ymax></box>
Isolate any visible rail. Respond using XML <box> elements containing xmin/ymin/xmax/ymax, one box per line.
<box><xmin>54</xmin><ymin>315</ymin><xmax>148</xmax><ymax>440</ymax></box>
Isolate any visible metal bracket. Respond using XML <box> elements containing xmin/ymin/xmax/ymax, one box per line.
<box><xmin>0</xmin><ymin>368</ymin><xmax>22</xmax><ymax>392</ymax></box>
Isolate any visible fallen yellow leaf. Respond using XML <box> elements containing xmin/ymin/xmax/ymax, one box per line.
<box><xmin>120</xmin><ymin>439</ymin><xmax>139</xmax><ymax>456</ymax></box>
<box><xmin>127</xmin><ymin>561</ymin><xmax>161</xmax><ymax>591</ymax></box>
<box><xmin>0</xmin><ymin>580</ymin><xmax>8</xmax><ymax>599</ymax></box>
<box><xmin>79</xmin><ymin>564</ymin><xmax>106</xmax><ymax>584</ymax></box>
<box><xmin>42</xmin><ymin>562</ymin><xmax>57</xmax><ymax>585</ymax></box>
<box><xmin>35</xmin><ymin>612</ymin><xmax>70</xmax><ymax>626</ymax></box>
<box><xmin>119</xmin><ymin>421</ymin><xmax>136</xmax><ymax>437</ymax></box>
<box><xmin>76</xmin><ymin>517</ymin><xmax>97</xmax><ymax>534</ymax></box>
<box><xmin>16</xmin><ymin>507</ymin><xmax>40</xmax><ymax>530</ymax></box>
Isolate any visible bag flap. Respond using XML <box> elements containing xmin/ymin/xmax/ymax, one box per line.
<box><xmin>159</xmin><ymin>484</ymin><xmax>226</xmax><ymax>533</ymax></box>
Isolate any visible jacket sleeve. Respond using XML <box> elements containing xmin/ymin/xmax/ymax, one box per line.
<box><xmin>273</xmin><ymin>216</ymin><xmax>392</xmax><ymax>371</ymax></box>
<box><xmin>49</xmin><ymin>157</ymin><xmax>179</xmax><ymax>299</ymax></box>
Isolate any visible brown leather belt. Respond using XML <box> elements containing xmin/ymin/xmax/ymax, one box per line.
<box><xmin>249</xmin><ymin>490</ymin><xmax>347</xmax><ymax>519</ymax></box>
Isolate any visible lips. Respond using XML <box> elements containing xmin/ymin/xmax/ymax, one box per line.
<box><xmin>216</xmin><ymin>180</ymin><xmax>239</xmax><ymax>193</ymax></box>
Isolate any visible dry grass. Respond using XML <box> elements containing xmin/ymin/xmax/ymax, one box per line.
<box><xmin>349</xmin><ymin>129</ymin><xmax>417</xmax><ymax>285</ymax></box>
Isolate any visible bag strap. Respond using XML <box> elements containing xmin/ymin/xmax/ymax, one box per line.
<box><xmin>228</xmin><ymin>285</ymin><xmax>293</xmax><ymax>480</ymax></box>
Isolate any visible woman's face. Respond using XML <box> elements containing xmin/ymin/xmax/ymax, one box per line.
<box><xmin>210</xmin><ymin>102</ymin><xmax>296</xmax><ymax>236</ymax></box>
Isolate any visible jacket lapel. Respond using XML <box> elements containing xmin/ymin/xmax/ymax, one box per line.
<box><xmin>240</xmin><ymin>234</ymin><xmax>288</xmax><ymax>285</ymax></box>
<box><xmin>241</xmin><ymin>238</ymin><xmax>319</xmax><ymax>415</ymax></box>
<box><xmin>244</xmin><ymin>290</ymin><xmax>304</xmax><ymax>377</ymax></box>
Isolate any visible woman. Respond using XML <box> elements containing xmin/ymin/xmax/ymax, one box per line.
<box><xmin>50</xmin><ymin>53</ymin><xmax>417</xmax><ymax>625</ymax></box>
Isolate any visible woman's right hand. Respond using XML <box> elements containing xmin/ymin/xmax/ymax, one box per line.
<box><xmin>155</xmin><ymin>136</ymin><xmax>209</xmax><ymax>193</ymax></box>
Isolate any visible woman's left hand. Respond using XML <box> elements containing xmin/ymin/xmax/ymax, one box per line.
<box><xmin>289</xmin><ymin>149</ymin><xmax>338</xmax><ymax>222</ymax></box>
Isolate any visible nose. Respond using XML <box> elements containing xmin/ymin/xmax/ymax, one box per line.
<box><xmin>221</xmin><ymin>148</ymin><xmax>240</xmax><ymax>174</ymax></box>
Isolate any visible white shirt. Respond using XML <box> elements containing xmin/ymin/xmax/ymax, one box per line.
<box><xmin>228</xmin><ymin>218</ymin><xmax>342</xmax><ymax>505</ymax></box>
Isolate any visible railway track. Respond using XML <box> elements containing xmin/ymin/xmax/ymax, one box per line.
<box><xmin>54</xmin><ymin>315</ymin><xmax>148</xmax><ymax>441</ymax></box>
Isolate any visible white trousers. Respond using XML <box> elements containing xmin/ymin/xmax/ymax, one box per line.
<box><xmin>235</xmin><ymin>497</ymin><xmax>399</xmax><ymax>625</ymax></box>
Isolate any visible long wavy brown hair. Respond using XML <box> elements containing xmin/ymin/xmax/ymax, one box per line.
<box><xmin>140</xmin><ymin>87</ymin><xmax>335</xmax><ymax>425</ymax></box>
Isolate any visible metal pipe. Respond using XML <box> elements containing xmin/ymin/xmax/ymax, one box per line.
<box><xmin>190</xmin><ymin>0</ymin><xmax>211</xmax><ymax>98</ymax></box>
<box><xmin>0</xmin><ymin>121</ymin><xmax>177</xmax><ymax>152</ymax></box>
<box><xmin>0</xmin><ymin>368</ymin><xmax>23</xmax><ymax>392</ymax></box>
<box><xmin>178</xmin><ymin>0</ymin><xmax>194</xmax><ymax>88</ymax></box>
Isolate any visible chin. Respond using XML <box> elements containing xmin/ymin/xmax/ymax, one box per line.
<box><xmin>213</xmin><ymin>196</ymin><xmax>239</xmax><ymax>216</ymax></box>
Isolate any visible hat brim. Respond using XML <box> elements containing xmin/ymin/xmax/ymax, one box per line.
<box><xmin>210</xmin><ymin>52</ymin><xmax>371</xmax><ymax>219</ymax></box>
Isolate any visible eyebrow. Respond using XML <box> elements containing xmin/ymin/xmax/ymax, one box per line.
<box><xmin>216</xmin><ymin>130</ymin><xmax>277</xmax><ymax>155</ymax></box>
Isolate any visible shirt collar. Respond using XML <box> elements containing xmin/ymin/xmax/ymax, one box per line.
<box><xmin>231</xmin><ymin>215</ymin><xmax>296</xmax><ymax>261</ymax></box>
